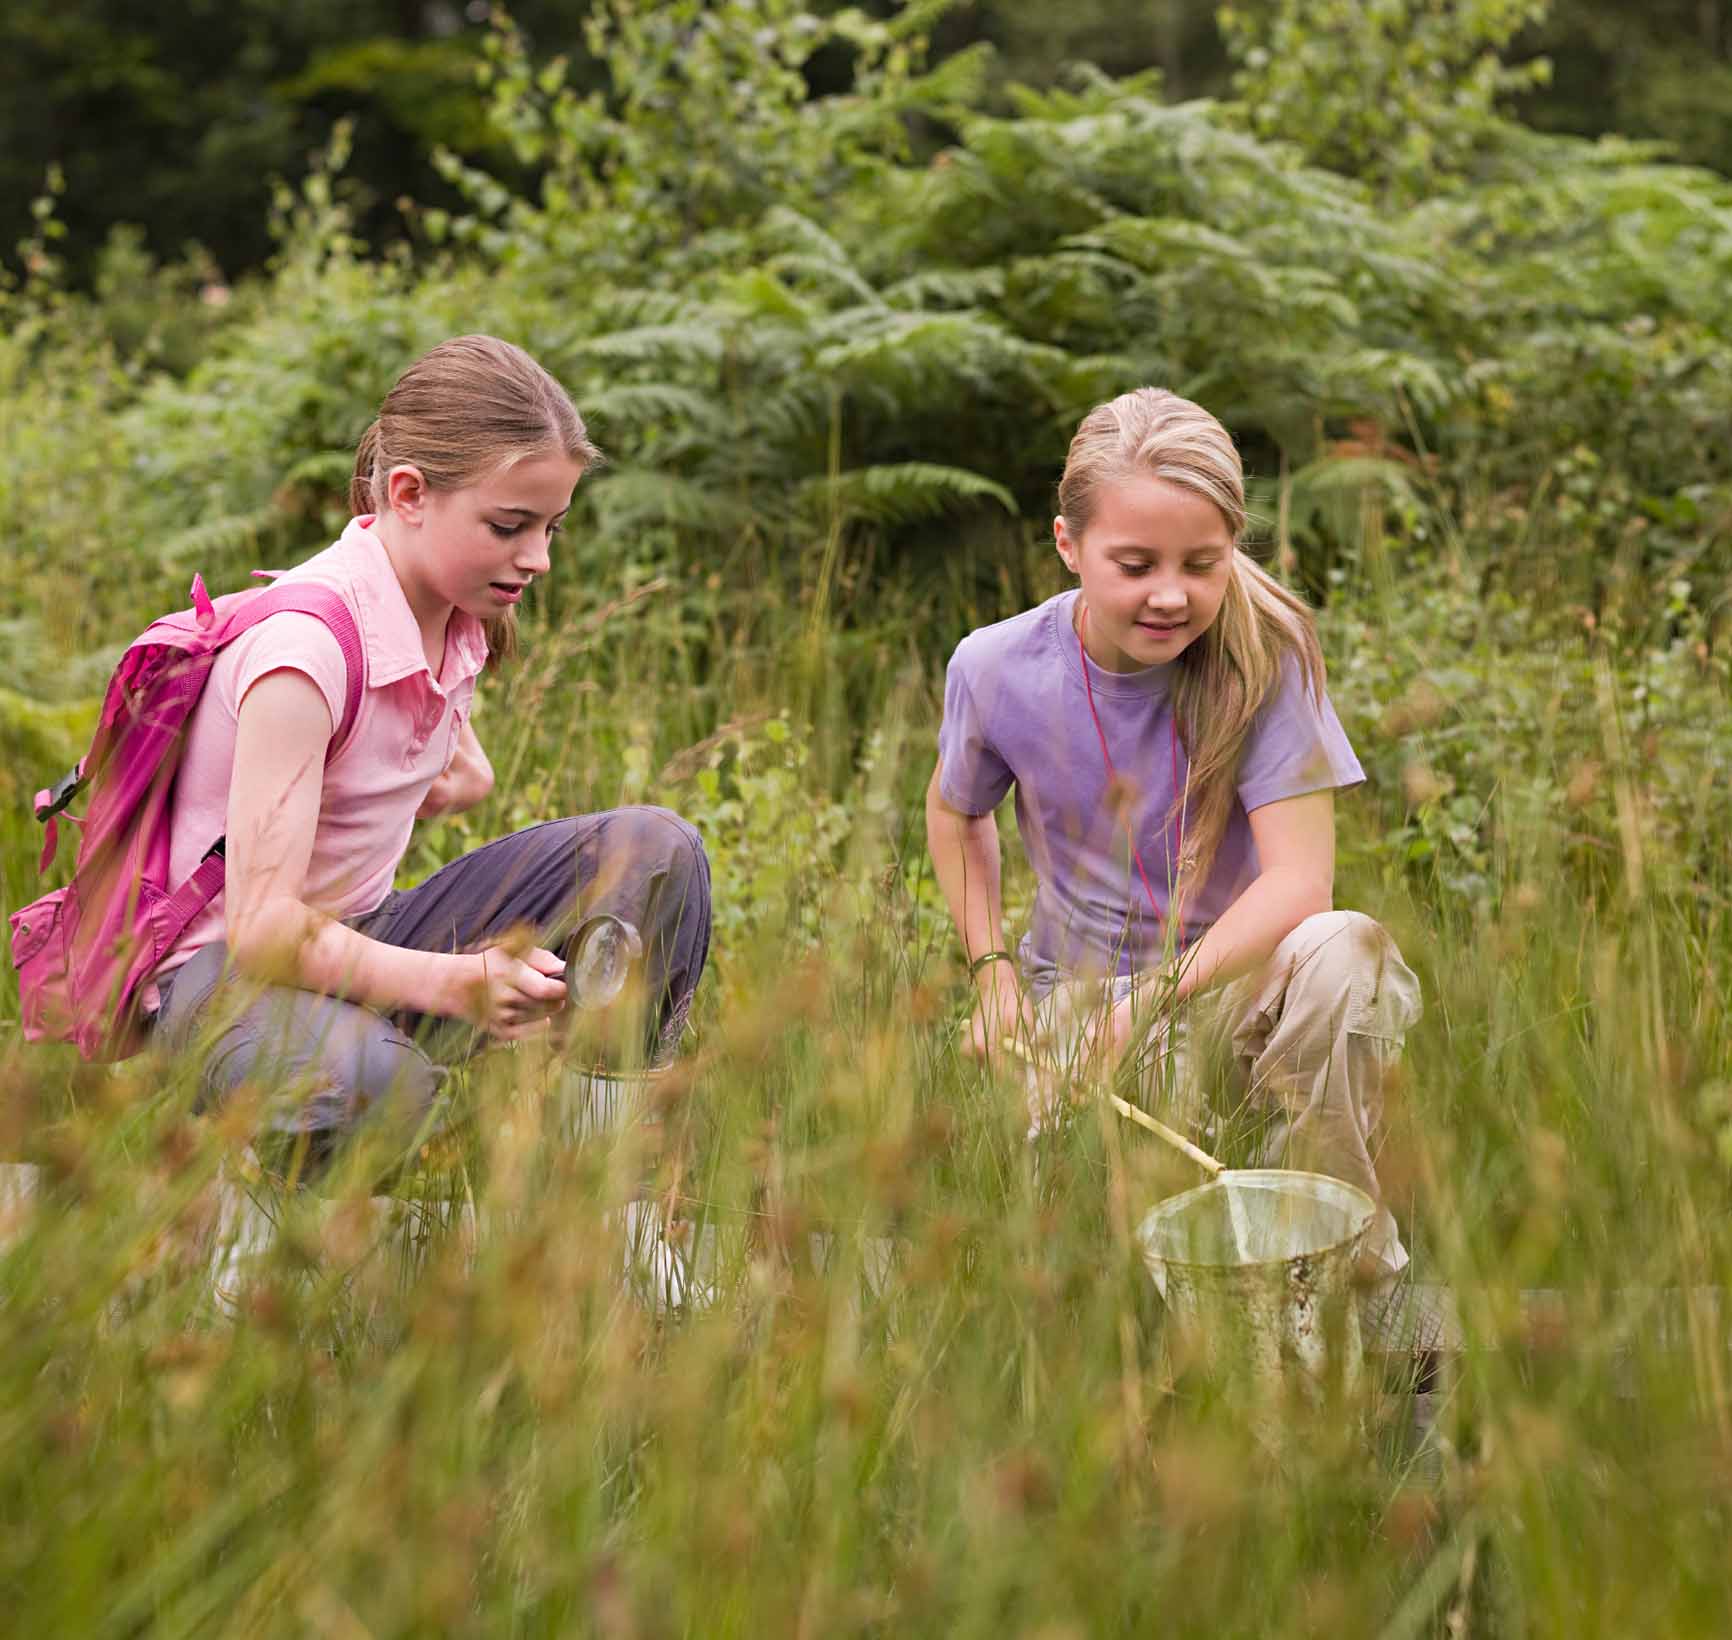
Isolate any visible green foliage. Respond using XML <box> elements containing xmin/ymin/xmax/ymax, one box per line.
<box><xmin>454</xmin><ymin>0</ymin><xmax>985</xmax><ymax>273</ymax></box>
<box><xmin>0</xmin><ymin>689</ymin><xmax>97</xmax><ymax>807</ymax></box>
<box><xmin>11</xmin><ymin>0</ymin><xmax>1731</xmax><ymax>650</ymax></box>
<box><xmin>670</xmin><ymin>714</ymin><xmax>855</xmax><ymax>951</ymax></box>
<box><xmin>5</xmin><ymin>5</ymin><xmax>1732</xmax><ymax>1625</ymax></box>
<box><xmin>0</xmin><ymin>0</ymin><xmax>596</xmax><ymax>282</ymax></box>
<box><xmin>1221</xmin><ymin>0</ymin><xmax>1553</xmax><ymax>200</ymax></box>
<box><xmin>1519</xmin><ymin>0</ymin><xmax>1732</xmax><ymax>173</ymax></box>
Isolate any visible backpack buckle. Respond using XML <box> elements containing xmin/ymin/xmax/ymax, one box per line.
<box><xmin>35</xmin><ymin>765</ymin><xmax>85</xmax><ymax>823</ymax></box>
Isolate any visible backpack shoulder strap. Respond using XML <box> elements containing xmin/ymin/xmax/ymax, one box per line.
<box><xmin>154</xmin><ymin>584</ymin><xmax>370</xmax><ymax>948</ymax></box>
<box><xmin>218</xmin><ymin>582</ymin><xmax>368</xmax><ymax>756</ymax></box>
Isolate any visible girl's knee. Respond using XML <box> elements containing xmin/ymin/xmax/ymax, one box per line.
<box><xmin>1282</xmin><ymin>911</ymin><xmax>1419</xmax><ymax>1034</ymax></box>
<box><xmin>627</xmin><ymin>805</ymin><xmax>705</xmax><ymax>865</ymax></box>
<box><xmin>1275</xmin><ymin>911</ymin><xmax>1383</xmax><ymax>1005</ymax></box>
<box><xmin>350</xmin><ymin>1028</ymin><xmax>442</xmax><ymax>1119</ymax></box>
<box><xmin>611</xmin><ymin>805</ymin><xmax>710</xmax><ymax>905</ymax></box>
<box><xmin>1286</xmin><ymin>910</ymin><xmax>1389</xmax><ymax>969</ymax></box>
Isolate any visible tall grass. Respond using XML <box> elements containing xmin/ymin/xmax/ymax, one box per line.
<box><xmin>3</xmin><ymin>514</ymin><xmax>1732</xmax><ymax>1635</ymax></box>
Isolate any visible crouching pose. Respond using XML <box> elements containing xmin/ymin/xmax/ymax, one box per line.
<box><xmin>926</xmin><ymin>389</ymin><xmax>1419</xmax><ymax>1277</ymax></box>
<box><xmin>148</xmin><ymin>335</ymin><xmax>710</xmax><ymax>1172</ymax></box>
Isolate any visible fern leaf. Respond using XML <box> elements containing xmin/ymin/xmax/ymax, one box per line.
<box><xmin>281</xmin><ymin>450</ymin><xmax>355</xmax><ymax>489</ymax></box>
<box><xmin>800</xmin><ymin>462</ymin><xmax>1016</xmax><ymax>525</ymax></box>
<box><xmin>584</xmin><ymin>383</ymin><xmax>728</xmax><ymax>435</ymax></box>
<box><xmin>155</xmin><ymin>505</ymin><xmax>284</xmax><ymax>572</ymax></box>
<box><xmin>571</xmin><ymin>322</ymin><xmax>726</xmax><ymax>367</ymax></box>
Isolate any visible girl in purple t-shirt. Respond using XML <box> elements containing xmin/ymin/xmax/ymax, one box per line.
<box><xmin>926</xmin><ymin>388</ymin><xmax>1419</xmax><ymax>1277</ymax></box>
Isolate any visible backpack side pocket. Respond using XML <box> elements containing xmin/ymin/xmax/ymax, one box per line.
<box><xmin>9</xmin><ymin>889</ymin><xmax>73</xmax><ymax>1045</ymax></box>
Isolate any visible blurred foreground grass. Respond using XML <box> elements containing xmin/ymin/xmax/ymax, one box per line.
<box><xmin>3</xmin><ymin>549</ymin><xmax>1732</xmax><ymax>1637</ymax></box>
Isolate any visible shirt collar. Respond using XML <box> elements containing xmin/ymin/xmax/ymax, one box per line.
<box><xmin>337</xmin><ymin>516</ymin><xmax>490</xmax><ymax>692</ymax></box>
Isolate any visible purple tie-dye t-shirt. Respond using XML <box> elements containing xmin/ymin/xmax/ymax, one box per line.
<box><xmin>937</xmin><ymin>588</ymin><xmax>1363</xmax><ymax>986</ymax></box>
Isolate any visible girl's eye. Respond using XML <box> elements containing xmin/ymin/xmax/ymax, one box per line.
<box><xmin>1116</xmin><ymin>561</ymin><xmax>1148</xmax><ymax>577</ymax></box>
<box><xmin>487</xmin><ymin>521</ymin><xmax>520</xmax><ymax>538</ymax></box>
<box><xmin>1187</xmin><ymin>558</ymin><xmax>1221</xmax><ymax>574</ymax></box>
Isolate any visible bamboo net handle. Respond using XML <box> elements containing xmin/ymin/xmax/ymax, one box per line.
<box><xmin>998</xmin><ymin>1038</ymin><xmax>1225</xmax><ymax>1178</ymax></box>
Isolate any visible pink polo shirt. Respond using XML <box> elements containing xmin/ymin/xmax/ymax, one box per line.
<box><xmin>150</xmin><ymin>516</ymin><xmax>491</xmax><ymax>989</ymax></box>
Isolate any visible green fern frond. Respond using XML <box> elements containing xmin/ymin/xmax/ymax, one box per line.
<box><xmin>1290</xmin><ymin>455</ymin><xmax>1425</xmax><ymax>505</ymax></box>
<box><xmin>800</xmin><ymin>461</ymin><xmax>1016</xmax><ymax>525</ymax></box>
<box><xmin>1315</xmin><ymin>349</ymin><xmax>1459</xmax><ymax>416</ymax></box>
<box><xmin>736</xmin><ymin>378</ymin><xmax>834</xmax><ymax>452</ymax></box>
<box><xmin>891</xmin><ymin>42</ymin><xmax>995</xmax><ymax>113</ymax></box>
<box><xmin>571</xmin><ymin>322</ymin><xmax>726</xmax><ymax>367</ymax></box>
<box><xmin>722</xmin><ymin>268</ymin><xmax>822</xmax><ymax>326</ymax></box>
<box><xmin>764</xmin><ymin>253</ymin><xmax>884</xmax><ymax>310</ymax></box>
<box><xmin>281</xmin><ymin>450</ymin><xmax>355</xmax><ymax>488</ymax></box>
<box><xmin>883</xmin><ymin>267</ymin><xmax>1006</xmax><ymax>310</ymax></box>
<box><xmin>761</xmin><ymin>207</ymin><xmax>857</xmax><ymax>274</ymax></box>
<box><xmin>585</xmin><ymin>383</ymin><xmax>728</xmax><ymax>435</ymax></box>
<box><xmin>815</xmin><ymin>312</ymin><xmax>1064</xmax><ymax>396</ymax></box>
<box><xmin>155</xmin><ymin>505</ymin><xmax>284</xmax><ymax>572</ymax></box>
<box><xmin>587</xmin><ymin>468</ymin><xmax>758</xmax><ymax>536</ymax></box>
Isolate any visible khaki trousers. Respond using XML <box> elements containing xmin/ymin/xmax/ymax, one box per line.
<box><xmin>1033</xmin><ymin>911</ymin><xmax>1422</xmax><ymax>1277</ymax></box>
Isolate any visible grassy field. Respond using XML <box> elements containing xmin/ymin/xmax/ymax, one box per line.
<box><xmin>2</xmin><ymin>521</ymin><xmax>1731</xmax><ymax>1637</ymax></box>
<box><xmin>7</xmin><ymin>0</ymin><xmax>1732</xmax><ymax>1620</ymax></box>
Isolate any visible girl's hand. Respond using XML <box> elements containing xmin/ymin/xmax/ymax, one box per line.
<box><xmin>1079</xmin><ymin>989</ymin><xmax>1174</xmax><ymax>1080</ymax></box>
<box><xmin>464</xmin><ymin>944</ymin><xmax>569</xmax><ymax>1041</ymax></box>
<box><xmin>965</xmin><ymin>963</ymin><xmax>1033</xmax><ymax>1064</ymax></box>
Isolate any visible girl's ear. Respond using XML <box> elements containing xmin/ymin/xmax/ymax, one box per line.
<box><xmin>384</xmin><ymin>464</ymin><xmax>429</xmax><ymax>524</ymax></box>
<box><xmin>1054</xmin><ymin>515</ymin><xmax>1080</xmax><ymax>576</ymax></box>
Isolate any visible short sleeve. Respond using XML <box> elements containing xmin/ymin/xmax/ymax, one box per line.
<box><xmin>227</xmin><ymin>612</ymin><xmax>349</xmax><ymax>739</ymax></box>
<box><xmin>1236</xmin><ymin>654</ymin><xmax>1364</xmax><ymax>814</ymax></box>
<box><xmin>937</xmin><ymin>648</ymin><xmax>1015</xmax><ymax>815</ymax></box>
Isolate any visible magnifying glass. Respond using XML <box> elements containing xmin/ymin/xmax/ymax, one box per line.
<box><xmin>565</xmin><ymin>913</ymin><xmax>643</xmax><ymax>1010</ymax></box>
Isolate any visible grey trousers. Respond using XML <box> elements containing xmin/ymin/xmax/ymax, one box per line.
<box><xmin>153</xmin><ymin>807</ymin><xmax>711</xmax><ymax>1170</ymax></box>
<box><xmin>1034</xmin><ymin>911</ymin><xmax>1422</xmax><ymax>1278</ymax></box>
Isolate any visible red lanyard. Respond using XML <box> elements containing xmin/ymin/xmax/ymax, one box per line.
<box><xmin>1078</xmin><ymin>604</ymin><xmax>1185</xmax><ymax>949</ymax></box>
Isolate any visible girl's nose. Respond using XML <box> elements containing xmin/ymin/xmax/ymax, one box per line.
<box><xmin>517</xmin><ymin>535</ymin><xmax>553</xmax><ymax>576</ymax></box>
<box><xmin>1145</xmin><ymin>580</ymin><xmax>1186</xmax><ymax>615</ymax></box>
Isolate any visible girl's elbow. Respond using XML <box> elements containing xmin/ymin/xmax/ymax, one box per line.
<box><xmin>228</xmin><ymin>901</ymin><xmax>314</xmax><ymax>984</ymax></box>
<box><xmin>1296</xmin><ymin>871</ymin><xmax>1335</xmax><ymax>920</ymax></box>
<box><xmin>1260</xmin><ymin>866</ymin><xmax>1332</xmax><ymax>926</ymax></box>
<box><xmin>447</xmin><ymin>762</ymin><xmax>493</xmax><ymax>814</ymax></box>
<box><xmin>924</xmin><ymin>764</ymin><xmax>946</xmax><ymax>813</ymax></box>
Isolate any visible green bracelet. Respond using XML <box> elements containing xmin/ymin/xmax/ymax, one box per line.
<box><xmin>968</xmin><ymin>949</ymin><xmax>1016</xmax><ymax>981</ymax></box>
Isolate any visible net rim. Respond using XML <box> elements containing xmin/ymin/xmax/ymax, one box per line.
<box><xmin>1135</xmin><ymin>1169</ymin><xmax>1376</xmax><ymax>1272</ymax></box>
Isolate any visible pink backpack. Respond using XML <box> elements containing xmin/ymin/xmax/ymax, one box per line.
<box><xmin>9</xmin><ymin>574</ymin><xmax>365</xmax><ymax>1061</ymax></box>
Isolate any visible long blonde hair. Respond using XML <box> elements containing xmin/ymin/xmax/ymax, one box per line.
<box><xmin>349</xmin><ymin>334</ymin><xmax>602</xmax><ymax>669</ymax></box>
<box><xmin>1057</xmin><ymin>388</ymin><xmax>1324</xmax><ymax>908</ymax></box>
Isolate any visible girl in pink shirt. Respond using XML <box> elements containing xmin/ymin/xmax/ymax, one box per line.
<box><xmin>151</xmin><ymin>335</ymin><xmax>709</xmax><ymax>1176</ymax></box>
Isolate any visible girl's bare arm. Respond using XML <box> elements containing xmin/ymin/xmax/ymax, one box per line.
<box><xmin>225</xmin><ymin>670</ymin><xmax>564</xmax><ymax>1033</ymax></box>
<box><xmin>925</xmin><ymin>761</ymin><xmax>1009</xmax><ymax>960</ymax></box>
<box><xmin>1169</xmin><ymin>789</ymin><xmax>1336</xmax><ymax>1002</ymax></box>
<box><xmin>926</xmin><ymin>761</ymin><xmax>1028</xmax><ymax>1052</ymax></box>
